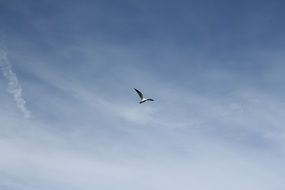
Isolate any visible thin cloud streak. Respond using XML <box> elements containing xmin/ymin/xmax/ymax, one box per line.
<box><xmin>0</xmin><ymin>46</ymin><xmax>31</xmax><ymax>118</ymax></box>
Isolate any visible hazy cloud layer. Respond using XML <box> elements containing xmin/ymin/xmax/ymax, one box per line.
<box><xmin>0</xmin><ymin>0</ymin><xmax>285</xmax><ymax>189</ymax></box>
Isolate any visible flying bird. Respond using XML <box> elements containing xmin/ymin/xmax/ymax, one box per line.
<box><xmin>134</xmin><ymin>88</ymin><xmax>154</xmax><ymax>104</ymax></box>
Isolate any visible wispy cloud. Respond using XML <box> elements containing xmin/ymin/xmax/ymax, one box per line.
<box><xmin>0</xmin><ymin>46</ymin><xmax>31</xmax><ymax>118</ymax></box>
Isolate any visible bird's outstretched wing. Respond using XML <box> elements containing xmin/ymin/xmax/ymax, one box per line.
<box><xmin>147</xmin><ymin>99</ymin><xmax>154</xmax><ymax>101</ymax></box>
<box><xmin>134</xmin><ymin>88</ymin><xmax>144</xmax><ymax>100</ymax></box>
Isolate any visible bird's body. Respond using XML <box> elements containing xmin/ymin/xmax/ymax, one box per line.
<box><xmin>134</xmin><ymin>88</ymin><xmax>154</xmax><ymax>104</ymax></box>
<box><xmin>139</xmin><ymin>98</ymin><xmax>154</xmax><ymax>104</ymax></box>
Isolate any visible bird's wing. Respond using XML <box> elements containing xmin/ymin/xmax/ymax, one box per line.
<box><xmin>134</xmin><ymin>88</ymin><xmax>144</xmax><ymax>100</ymax></box>
<box><xmin>147</xmin><ymin>98</ymin><xmax>154</xmax><ymax>101</ymax></box>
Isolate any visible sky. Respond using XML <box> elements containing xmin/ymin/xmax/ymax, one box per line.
<box><xmin>0</xmin><ymin>0</ymin><xmax>285</xmax><ymax>189</ymax></box>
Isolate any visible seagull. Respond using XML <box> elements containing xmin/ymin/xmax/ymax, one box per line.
<box><xmin>134</xmin><ymin>88</ymin><xmax>154</xmax><ymax>104</ymax></box>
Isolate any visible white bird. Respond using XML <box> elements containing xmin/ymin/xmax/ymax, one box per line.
<box><xmin>134</xmin><ymin>88</ymin><xmax>154</xmax><ymax>104</ymax></box>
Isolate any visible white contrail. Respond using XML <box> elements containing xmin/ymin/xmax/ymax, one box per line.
<box><xmin>0</xmin><ymin>47</ymin><xmax>31</xmax><ymax>118</ymax></box>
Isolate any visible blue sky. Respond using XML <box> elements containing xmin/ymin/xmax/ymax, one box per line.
<box><xmin>1</xmin><ymin>0</ymin><xmax>285</xmax><ymax>189</ymax></box>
